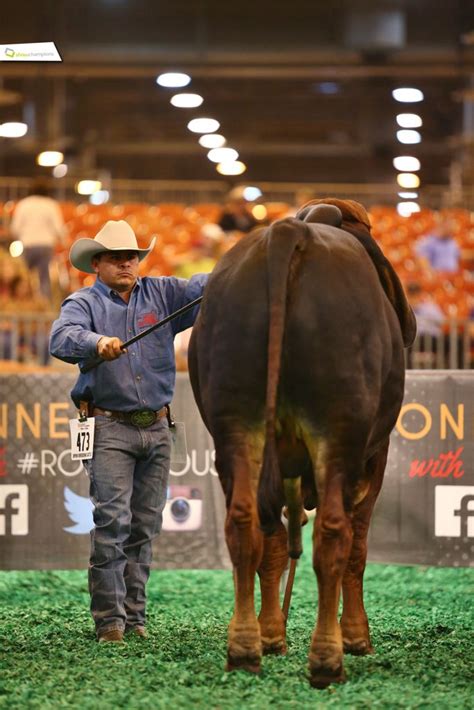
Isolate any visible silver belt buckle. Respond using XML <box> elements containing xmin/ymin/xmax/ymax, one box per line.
<box><xmin>130</xmin><ymin>409</ymin><xmax>156</xmax><ymax>428</ymax></box>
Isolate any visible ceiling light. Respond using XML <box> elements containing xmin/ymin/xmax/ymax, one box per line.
<box><xmin>316</xmin><ymin>82</ymin><xmax>339</xmax><ymax>95</ymax></box>
<box><xmin>198</xmin><ymin>134</ymin><xmax>226</xmax><ymax>149</ymax></box>
<box><xmin>156</xmin><ymin>72</ymin><xmax>191</xmax><ymax>88</ymax></box>
<box><xmin>53</xmin><ymin>163</ymin><xmax>68</xmax><ymax>178</ymax></box>
<box><xmin>0</xmin><ymin>122</ymin><xmax>28</xmax><ymax>137</ymax></box>
<box><xmin>397</xmin><ymin>130</ymin><xmax>421</xmax><ymax>145</ymax></box>
<box><xmin>397</xmin><ymin>173</ymin><xmax>420</xmax><ymax>189</ymax></box>
<box><xmin>90</xmin><ymin>190</ymin><xmax>110</xmax><ymax>205</ymax></box>
<box><xmin>170</xmin><ymin>93</ymin><xmax>203</xmax><ymax>108</ymax></box>
<box><xmin>397</xmin><ymin>202</ymin><xmax>420</xmax><ymax>217</ymax></box>
<box><xmin>216</xmin><ymin>161</ymin><xmax>247</xmax><ymax>176</ymax></box>
<box><xmin>392</xmin><ymin>88</ymin><xmax>424</xmax><ymax>103</ymax></box>
<box><xmin>398</xmin><ymin>191</ymin><xmax>418</xmax><ymax>199</ymax></box>
<box><xmin>76</xmin><ymin>180</ymin><xmax>102</xmax><ymax>195</ymax></box>
<box><xmin>242</xmin><ymin>186</ymin><xmax>262</xmax><ymax>201</ymax></box>
<box><xmin>36</xmin><ymin>151</ymin><xmax>64</xmax><ymax>167</ymax></box>
<box><xmin>393</xmin><ymin>156</ymin><xmax>420</xmax><ymax>171</ymax></box>
<box><xmin>396</xmin><ymin>113</ymin><xmax>423</xmax><ymax>128</ymax></box>
<box><xmin>252</xmin><ymin>204</ymin><xmax>267</xmax><ymax>220</ymax></box>
<box><xmin>207</xmin><ymin>147</ymin><xmax>238</xmax><ymax>163</ymax></box>
<box><xmin>187</xmin><ymin>118</ymin><xmax>220</xmax><ymax>134</ymax></box>
<box><xmin>9</xmin><ymin>240</ymin><xmax>24</xmax><ymax>258</ymax></box>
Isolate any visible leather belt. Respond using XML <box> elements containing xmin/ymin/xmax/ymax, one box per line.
<box><xmin>92</xmin><ymin>406</ymin><xmax>167</xmax><ymax>428</ymax></box>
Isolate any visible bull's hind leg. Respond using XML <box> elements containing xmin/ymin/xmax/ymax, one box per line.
<box><xmin>216</xmin><ymin>437</ymin><xmax>264</xmax><ymax>673</ymax></box>
<box><xmin>257</xmin><ymin>521</ymin><xmax>288</xmax><ymax>655</ymax></box>
<box><xmin>309</xmin><ymin>467</ymin><xmax>353</xmax><ymax>689</ymax></box>
<box><xmin>341</xmin><ymin>442</ymin><xmax>388</xmax><ymax>656</ymax></box>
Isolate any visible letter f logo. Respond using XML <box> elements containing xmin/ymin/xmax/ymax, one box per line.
<box><xmin>453</xmin><ymin>495</ymin><xmax>474</xmax><ymax>538</ymax></box>
<box><xmin>435</xmin><ymin>486</ymin><xmax>474</xmax><ymax>537</ymax></box>
<box><xmin>0</xmin><ymin>485</ymin><xmax>28</xmax><ymax>535</ymax></box>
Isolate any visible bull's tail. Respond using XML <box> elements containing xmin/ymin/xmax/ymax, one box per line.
<box><xmin>257</xmin><ymin>218</ymin><xmax>308</xmax><ymax>539</ymax></box>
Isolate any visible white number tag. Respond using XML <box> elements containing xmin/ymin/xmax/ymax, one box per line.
<box><xmin>69</xmin><ymin>417</ymin><xmax>95</xmax><ymax>460</ymax></box>
<box><xmin>170</xmin><ymin>422</ymin><xmax>187</xmax><ymax>464</ymax></box>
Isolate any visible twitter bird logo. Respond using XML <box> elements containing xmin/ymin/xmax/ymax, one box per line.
<box><xmin>63</xmin><ymin>486</ymin><xmax>94</xmax><ymax>534</ymax></box>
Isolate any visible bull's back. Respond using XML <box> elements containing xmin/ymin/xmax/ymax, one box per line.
<box><xmin>189</xmin><ymin>220</ymin><xmax>404</xmax><ymax>439</ymax></box>
<box><xmin>280</xmin><ymin>227</ymin><xmax>405</xmax><ymax>440</ymax></box>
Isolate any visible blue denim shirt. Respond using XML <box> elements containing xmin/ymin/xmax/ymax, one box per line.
<box><xmin>49</xmin><ymin>274</ymin><xmax>208</xmax><ymax>410</ymax></box>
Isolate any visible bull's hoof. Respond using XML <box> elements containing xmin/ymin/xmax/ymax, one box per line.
<box><xmin>226</xmin><ymin>653</ymin><xmax>261</xmax><ymax>674</ymax></box>
<box><xmin>262</xmin><ymin>637</ymin><xmax>287</xmax><ymax>655</ymax></box>
<box><xmin>309</xmin><ymin>647</ymin><xmax>345</xmax><ymax>689</ymax></box>
<box><xmin>343</xmin><ymin>637</ymin><xmax>374</xmax><ymax>656</ymax></box>
<box><xmin>309</xmin><ymin>665</ymin><xmax>346</xmax><ymax>689</ymax></box>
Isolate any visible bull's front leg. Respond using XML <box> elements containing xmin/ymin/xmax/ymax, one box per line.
<box><xmin>257</xmin><ymin>521</ymin><xmax>288</xmax><ymax>655</ymax></box>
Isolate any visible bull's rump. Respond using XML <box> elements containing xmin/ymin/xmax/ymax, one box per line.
<box><xmin>189</xmin><ymin>221</ymin><xmax>405</xmax><ymax>444</ymax></box>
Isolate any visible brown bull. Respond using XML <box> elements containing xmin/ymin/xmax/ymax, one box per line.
<box><xmin>188</xmin><ymin>198</ymin><xmax>416</xmax><ymax>688</ymax></box>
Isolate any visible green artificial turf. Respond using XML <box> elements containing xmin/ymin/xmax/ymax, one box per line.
<box><xmin>0</xmin><ymin>529</ymin><xmax>473</xmax><ymax>709</ymax></box>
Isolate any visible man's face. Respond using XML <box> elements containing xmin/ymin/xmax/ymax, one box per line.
<box><xmin>92</xmin><ymin>250</ymin><xmax>140</xmax><ymax>292</ymax></box>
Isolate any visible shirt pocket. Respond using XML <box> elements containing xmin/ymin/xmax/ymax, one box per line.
<box><xmin>138</xmin><ymin>322</ymin><xmax>174</xmax><ymax>366</ymax></box>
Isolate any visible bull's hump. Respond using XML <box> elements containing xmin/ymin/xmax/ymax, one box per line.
<box><xmin>298</xmin><ymin>203</ymin><xmax>343</xmax><ymax>227</ymax></box>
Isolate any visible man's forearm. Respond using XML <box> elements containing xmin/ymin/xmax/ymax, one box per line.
<box><xmin>49</xmin><ymin>324</ymin><xmax>102</xmax><ymax>364</ymax></box>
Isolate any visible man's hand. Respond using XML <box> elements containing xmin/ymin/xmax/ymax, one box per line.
<box><xmin>97</xmin><ymin>336</ymin><xmax>126</xmax><ymax>361</ymax></box>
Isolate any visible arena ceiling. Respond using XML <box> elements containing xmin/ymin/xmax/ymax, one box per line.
<box><xmin>1</xmin><ymin>0</ymin><xmax>473</xmax><ymax>204</ymax></box>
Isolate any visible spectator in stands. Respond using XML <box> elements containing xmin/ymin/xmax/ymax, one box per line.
<box><xmin>10</xmin><ymin>180</ymin><xmax>66</xmax><ymax>300</ymax></box>
<box><xmin>406</xmin><ymin>282</ymin><xmax>446</xmax><ymax>367</ymax></box>
<box><xmin>414</xmin><ymin>219</ymin><xmax>460</xmax><ymax>274</ymax></box>
<box><xmin>173</xmin><ymin>223</ymin><xmax>224</xmax><ymax>370</ymax></box>
<box><xmin>174</xmin><ymin>223</ymin><xmax>225</xmax><ymax>279</ymax></box>
<box><xmin>218</xmin><ymin>187</ymin><xmax>259</xmax><ymax>234</ymax></box>
<box><xmin>406</xmin><ymin>282</ymin><xmax>445</xmax><ymax>337</ymax></box>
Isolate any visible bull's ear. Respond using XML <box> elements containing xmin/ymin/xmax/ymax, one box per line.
<box><xmin>353</xmin><ymin>232</ymin><xmax>417</xmax><ymax>347</ymax></box>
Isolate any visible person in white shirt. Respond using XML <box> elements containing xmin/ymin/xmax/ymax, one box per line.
<box><xmin>10</xmin><ymin>181</ymin><xmax>66</xmax><ymax>300</ymax></box>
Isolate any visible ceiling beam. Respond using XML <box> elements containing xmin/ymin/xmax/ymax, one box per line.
<box><xmin>3</xmin><ymin>139</ymin><xmax>454</xmax><ymax>158</ymax></box>
<box><xmin>0</xmin><ymin>57</ymin><xmax>471</xmax><ymax>80</ymax></box>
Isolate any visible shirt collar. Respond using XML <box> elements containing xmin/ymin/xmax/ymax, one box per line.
<box><xmin>93</xmin><ymin>277</ymin><xmax>141</xmax><ymax>300</ymax></box>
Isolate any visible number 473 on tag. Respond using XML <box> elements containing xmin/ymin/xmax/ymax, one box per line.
<box><xmin>69</xmin><ymin>417</ymin><xmax>95</xmax><ymax>460</ymax></box>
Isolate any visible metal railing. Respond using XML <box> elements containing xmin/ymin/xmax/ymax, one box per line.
<box><xmin>0</xmin><ymin>312</ymin><xmax>472</xmax><ymax>370</ymax></box>
<box><xmin>405</xmin><ymin>319</ymin><xmax>473</xmax><ymax>370</ymax></box>
<box><xmin>0</xmin><ymin>312</ymin><xmax>54</xmax><ymax>366</ymax></box>
<box><xmin>0</xmin><ymin>176</ymin><xmax>472</xmax><ymax>209</ymax></box>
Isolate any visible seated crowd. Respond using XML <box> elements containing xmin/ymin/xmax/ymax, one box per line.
<box><xmin>0</xmin><ymin>196</ymin><xmax>473</xmax><ymax>368</ymax></box>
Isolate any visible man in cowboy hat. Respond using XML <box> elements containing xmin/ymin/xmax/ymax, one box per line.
<box><xmin>50</xmin><ymin>220</ymin><xmax>208</xmax><ymax>643</ymax></box>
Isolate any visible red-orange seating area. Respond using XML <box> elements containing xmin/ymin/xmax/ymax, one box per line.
<box><xmin>370</xmin><ymin>207</ymin><xmax>474</xmax><ymax>319</ymax></box>
<box><xmin>1</xmin><ymin>201</ymin><xmax>472</xmax><ymax>318</ymax></box>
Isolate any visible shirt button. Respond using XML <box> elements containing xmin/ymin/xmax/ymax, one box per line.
<box><xmin>131</xmin><ymin>352</ymin><xmax>136</xmax><ymax>357</ymax></box>
<box><xmin>128</xmin><ymin>329</ymin><xmax>132</xmax><ymax>333</ymax></box>
<box><xmin>136</xmin><ymin>375</ymin><xmax>141</xmax><ymax>381</ymax></box>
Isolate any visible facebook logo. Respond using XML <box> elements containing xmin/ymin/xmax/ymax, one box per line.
<box><xmin>435</xmin><ymin>486</ymin><xmax>474</xmax><ymax>538</ymax></box>
<box><xmin>0</xmin><ymin>485</ymin><xmax>28</xmax><ymax>535</ymax></box>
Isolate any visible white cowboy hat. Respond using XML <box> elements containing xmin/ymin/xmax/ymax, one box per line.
<box><xmin>69</xmin><ymin>220</ymin><xmax>156</xmax><ymax>273</ymax></box>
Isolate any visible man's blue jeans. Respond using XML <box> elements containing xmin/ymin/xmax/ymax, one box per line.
<box><xmin>84</xmin><ymin>414</ymin><xmax>170</xmax><ymax>636</ymax></box>
<box><xmin>23</xmin><ymin>245</ymin><xmax>53</xmax><ymax>300</ymax></box>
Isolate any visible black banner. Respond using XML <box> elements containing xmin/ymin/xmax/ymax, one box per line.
<box><xmin>0</xmin><ymin>371</ymin><xmax>472</xmax><ymax>569</ymax></box>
